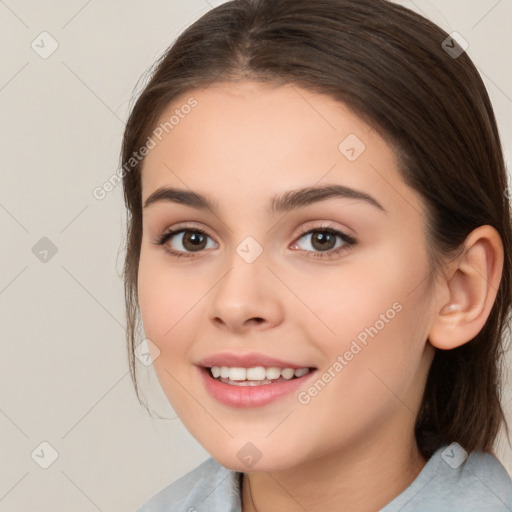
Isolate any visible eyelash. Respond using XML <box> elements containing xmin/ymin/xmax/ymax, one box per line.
<box><xmin>152</xmin><ymin>225</ymin><xmax>357</xmax><ymax>260</ymax></box>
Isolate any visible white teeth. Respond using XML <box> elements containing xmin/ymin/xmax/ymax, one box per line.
<box><xmin>246</xmin><ymin>366</ymin><xmax>266</xmax><ymax>380</ymax></box>
<box><xmin>265</xmin><ymin>367</ymin><xmax>282</xmax><ymax>380</ymax></box>
<box><xmin>210</xmin><ymin>365</ymin><xmax>311</xmax><ymax>382</ymax></box>
<box><xmin>281</xmin><ymin>368</ymin><xmax>295</xmax><ymax>380</ymax></box>
<box><xmin>294</xmin><ymin>368</ymin><xmax>310</xmax><ymax>377</ymax></box>
<box><xmin>228</xmin><ymin>367</ymin><xmax>247</xmax><ymax>381</ymax></box>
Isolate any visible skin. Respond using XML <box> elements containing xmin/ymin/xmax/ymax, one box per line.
<box><xmin>137</xmin><ymin>81</ymin><xmax>503</xmax><ymax>511</ymax></box>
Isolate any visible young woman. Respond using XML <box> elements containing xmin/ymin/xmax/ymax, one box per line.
<box><xmin>121</xmin><ymin>0</ymin><xmax>512</xmax><ymax>510</ymax></box>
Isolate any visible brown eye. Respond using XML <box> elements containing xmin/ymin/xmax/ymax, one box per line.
<box><xmin>156</xmin><ymin>228</ymin><xmax>218</xmax><ymax>256</ymax></box>
<box><xmin>181</xmin><ymin>231</ymin><xmax>208</xmax><ymax>251</ymax></box>
<box><xmin>310</xmin><ymin>231</ymin><xmax>337</xmax><ymax>251</ymax></box>
<box><xmin>291</xmin><ymin>227</ymin><xmax>357</xmax><ymax>259</ymax></box>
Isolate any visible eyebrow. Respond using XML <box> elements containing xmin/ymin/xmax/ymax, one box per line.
<box><xmin>143</xmin><ymin>184</ymin><xmax>386</xmax><ymax>214</ymax></box>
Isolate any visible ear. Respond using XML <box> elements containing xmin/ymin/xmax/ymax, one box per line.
<box><xmin>428</xmin><ymin>225</ymin><xmax>504</xmax><ymax>350</ymax></box>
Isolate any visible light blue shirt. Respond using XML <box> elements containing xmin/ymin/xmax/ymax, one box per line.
<box><xmin>135</xmin><ymin>444</ymin><xmax>512</xmax><ymax>511</ymax></box>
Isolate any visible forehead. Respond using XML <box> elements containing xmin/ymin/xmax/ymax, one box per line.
<box><xmin>140</xmin><ymin>81</ymin><xmax>425</xmax><ymax>220</ymax></box>
<box><xmin>147</xmin><ymin>81</ymin><xmax>373</xmax><ymax>161</ymax></box>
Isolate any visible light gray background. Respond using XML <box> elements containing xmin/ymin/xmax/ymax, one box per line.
<box><xmin>0</xmin><ymin>1</ymin><xmax>511</xmax><ymax>510</ymax></box>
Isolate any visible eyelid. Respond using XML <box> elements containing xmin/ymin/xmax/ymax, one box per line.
<box><xmin>295</xmin><ymin>220</ymin><xmax>347</xmax><ymax>235</ymax></box>
<box><xmin>151</xmin><ymin>223</ymin><xmax>217</xmax><ymax>247</ymax></box>
<box><xmin>291</xmin><ymin>224</ymin><xmax>356</xmax><ymax>255</ymax></box>
<box><xmin>292</xmin><ymin>220</ymin><xmax>356</xmax><ymax>242</ymax></box>
<box><xmin>152</xmin><ymin>221</ymin><xmax>215</xmax><ymax>241</ymax></box>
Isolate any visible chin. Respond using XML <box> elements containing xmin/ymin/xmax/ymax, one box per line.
<box><xmin>204</xmin><ymin>438</ymin><xmax>306</xmax><ymax>473</ymax></box>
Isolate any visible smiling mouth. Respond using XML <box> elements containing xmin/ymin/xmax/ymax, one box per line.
<box><xmin>207</xmin><ymin>365</ymin><xmax>315</xmax><ymax>386</ymax></box>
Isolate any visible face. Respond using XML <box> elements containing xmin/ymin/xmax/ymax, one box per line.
<box><xmin>137</xmin><ymin>81</ymin><xmax>437</xmax><ymax>472</ymax></box>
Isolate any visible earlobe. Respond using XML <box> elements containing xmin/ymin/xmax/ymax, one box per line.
<box><xmin>428</xmin><ymin>225</ymin><xmax>504</xmax><ymax>351</ymax></box>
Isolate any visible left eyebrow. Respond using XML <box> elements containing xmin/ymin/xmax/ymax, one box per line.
<box><xmin>142</xmin><ymin>184</ymin><xmax>386</xmax><ymax>214</ymax></box>
<box><xmin>269</xmin><ymin>184</ymin><xmax>387</xmax><ymax>214</ymax></box>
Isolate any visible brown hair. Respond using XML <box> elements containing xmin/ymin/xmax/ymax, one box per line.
<box><xmin>121</xmin><ymin>0</ymin><xmax>512</xmax><ymax>457</ymax></box>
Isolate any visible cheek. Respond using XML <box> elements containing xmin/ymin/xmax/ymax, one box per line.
<box><xmin>292</xmin><ymin>245</ymin><xmax>432</xmax><ymax>402</ymax></box>
<box><xmin>137</xmin><ymin>255</ymin><xmax>203</xmax><ymax>411</ymax></box>
<box><xmin>283</xmin><ymin>256</ymin><xmax>416</xmax><ymax>345</ymax></box>
<box><xmin>292</xmin><ymin>307</ymin><xmax>429</xmax><ymax>456</ymax></box>
<box><xmin>137</xmin><ymin>253</ymin><xmax>202</xmax><ymax>356</ymax></box>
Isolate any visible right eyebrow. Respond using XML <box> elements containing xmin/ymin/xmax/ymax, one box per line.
<box><xmin>143</xmin><ymin>187</ymin><xmax>219</xmax><ymax>212</ymax></box>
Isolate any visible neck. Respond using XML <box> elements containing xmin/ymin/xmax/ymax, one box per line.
<box><xmin>241</xmin><ymin>427</ymin><xmax>427</xmax><ymax>512</ymax></box>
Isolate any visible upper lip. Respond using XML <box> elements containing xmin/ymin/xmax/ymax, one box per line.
<box><xmin>196</xmin><ymin>352</ymin><xmax>314</xmax><ymax>369</ymax></box>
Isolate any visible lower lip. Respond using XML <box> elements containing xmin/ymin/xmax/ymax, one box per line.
<box><xmin>199</xmin><ymin>367</ymin><xmax>316</xmax><ymax>408</ymax></box>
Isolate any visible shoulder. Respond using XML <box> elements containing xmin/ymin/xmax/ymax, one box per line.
<box><xmin>458</xmin><ymin>450</ymin><xmax>512</xmax><ymax>507</ymax></box>
<box><xmin>134</xmin><ymin>457</ymin><xmax>242</xmax><ymax>512</ymax></box>
<box><xmin>382</xmin><ymin>444</ymin><xmax>512</xmax><ymax>511</ymax></box>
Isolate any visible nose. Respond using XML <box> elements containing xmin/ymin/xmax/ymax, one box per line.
<box><xmin>207</xmin><ymin>253</ymin><xmax>285</xmax><ymax>334</ymax></box>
